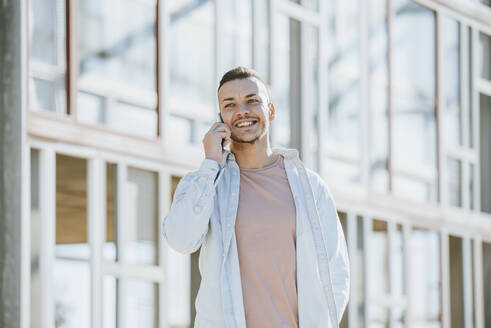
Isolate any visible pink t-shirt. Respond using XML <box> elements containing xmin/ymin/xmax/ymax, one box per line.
<box><xmin>235</xmin><ymin>154</ymin><xmax>299</xmax><ymax>328</ymax></box>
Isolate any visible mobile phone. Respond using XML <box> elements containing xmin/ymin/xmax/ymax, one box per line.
<box><xmin>218</xmin><ymin>112</ymin><xmax>225</xmax><ymax>147</ymax></box>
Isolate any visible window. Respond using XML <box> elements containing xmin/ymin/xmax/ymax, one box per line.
<box><xmin>126</xmin><ymin>167</ymin><xmax>159</xmax><ymax>266</ymax></box>
<box><xmin>480</xmin><ymin>94</ymin><xmax>491</xmax><ymax>213</ymax></box>
<box><xmin>479</xmin><ymin>33</ymin><xmax>491</xmax><ymax>80</ymax></box>
<box><xmin>168</xmin><ymin>0</ymin><xmax>216</xmax><ymax>145</ymax></box>
<box><xmin>442</xmin><ymin>17</ymin><xmax>462</xmax><ymax>149</ymax></box>
<box><xmin>272</xmin><ymin>14</ymin><xmax>298</xmax><ymax>148</ymax></box>
<box><xmin>369</xmin><ymin>220</ymin><xmax>389</xmax><ymax>327</ymax></box>
<box><xmin>326</xmin><ymin>0</ymin><xmax>361</xmax><ymax>185</ymax></box>
<box><xmin>411</xmin><ymin>228</ymin><xmax>441</xmax><ymax>327</ymax></box>
<box><xmin>77</xmin><ymin>0</ymin><xmax>158</xmax><ymax>138</ymax></box>
<box><xmin>55</xmin><ymin>154</ymin><xmax>90</xmax><ymax>327</ymax></box>
<box><xmin>441</xmin><ymin>18</ymin><xmax>476</xmax><ymax>210</ymax></box>
<box><xmin>391</xmin><ymin>1</ymin><xmax>437</xmax><ymax>202</ymax></box>
<box><xmin>449</xmin><ymin>235</ymin><xmax>464</xmax><ymax>328</ymax></box>
<box><xmin>369</xmin><ymin>0</ymin><xmax>389</xmax><ymax>193</ymax></box>
<box><xmin>223</xmin><ymin>0</ymin><xmax>252</xmax><ymax>70</ymax></box>
<box><xmin>30</xmin><ymin>149</ymin><xmax>42</xmax><ymax>327</ymax></box>
<box><xmin>272</xmin><ymin>12</ymin><xmax>319</xmax><ymax>164</ymax></box>
<box><xmin>28</xmin><ymin>0</ymin><xmax>67</xmax><ymax>114</ymax></box>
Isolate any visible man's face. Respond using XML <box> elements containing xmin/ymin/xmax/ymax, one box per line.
<box><xmin>218</xmin><ymin>77</ymin><xmax>275</xmax><ymax>144</ymax></box>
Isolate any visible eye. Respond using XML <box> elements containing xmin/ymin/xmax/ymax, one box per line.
<box><xmin>225</xmin><ymin>103</ymin><xmax>234</xmax><ymax>108</ymax></box>
<box><xmin>248</xmin><ymin>99</ymin><xmax>259</xmax><ymax>103</ymax></box>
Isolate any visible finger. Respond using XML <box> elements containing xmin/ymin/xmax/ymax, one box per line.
<box><xmin>213</xmin><ymin>124</ymin><xmax>231</xmax><ymax>133</ymax></box>
<box><xmin>214</xmin><ymin>131</ymin><xmax>230</xmax><ymax>138</ymax></box>
<box><xmin>223</xmin><ymin>136</ymin><xmax>231</xmax><ymax>147</ymax></box>
<box><xmin>214</xmin><ymin>129</ymin><xmax>231</xmax><ymax>136</ymax></box>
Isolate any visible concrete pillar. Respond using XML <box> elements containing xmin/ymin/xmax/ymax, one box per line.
<box><xmin>0</xmin><ymin>0</ymin><xmax>24</xmax><ymax>327</ymax></box>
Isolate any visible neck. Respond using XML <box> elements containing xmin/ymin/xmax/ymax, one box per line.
<box><xmin>229</xmin><ymin>136</ymin><xmax>277</xmax><ymax>169</ymax></box>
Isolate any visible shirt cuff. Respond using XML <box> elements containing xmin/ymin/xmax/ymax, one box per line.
<box><xmin>199</xmin><ymin>158</ymin><xmax>220</xmax><ymax>178</ymax></box>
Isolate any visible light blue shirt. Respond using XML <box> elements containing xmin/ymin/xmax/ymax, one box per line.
<box><xmin>162</xmin><ymin>147</ymin><xmax>350</xmax><ymax>328</ymax></box>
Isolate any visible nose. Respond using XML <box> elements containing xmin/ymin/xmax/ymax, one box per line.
<box><xmin>236</xmin><ymin>102</ymin><xmax>250</xmax><ymax>117</ymax></box>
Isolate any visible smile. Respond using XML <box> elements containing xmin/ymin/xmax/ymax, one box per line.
<box><xmin>235</xmin><ymin>120</ymin><xmax>258</xmax><ymax>128</ymax></box>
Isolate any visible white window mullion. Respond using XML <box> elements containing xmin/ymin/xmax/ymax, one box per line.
<box><xmin>39</xmin><ymin>148</ymin><xmax>56</xmax><ymax>328</ymax></box>
<box><xmin>158</xmin><ymin>170</ymin><xmax>171</xmax><ymax>328</ymax></box>
<box><xmin>88</xmin><ymin>158</ymin><xmax>105</xmax><ymax>328</ymax></box>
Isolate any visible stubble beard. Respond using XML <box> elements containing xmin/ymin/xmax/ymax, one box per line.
<box><xmin>230</xmin><ymin>120</ymin><xmax>268</xmax><ymax>144</ymax></box>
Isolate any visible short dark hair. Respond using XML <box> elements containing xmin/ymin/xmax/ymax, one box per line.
<box><xmin>218</xmin><ymin>66</ymin><xmax>271</xmax><ymax>102</ymax></box>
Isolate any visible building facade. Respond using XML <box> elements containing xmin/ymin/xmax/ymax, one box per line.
<box><xmin>3</xmin><ymin>0</ymin><xmax>491</xmax><ymax>327</ymax></box>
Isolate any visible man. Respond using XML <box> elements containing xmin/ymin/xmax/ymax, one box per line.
<box><xmin>162</xmin><ymin>66</ymin><xmax>349</xmax><ymax>328</ymax></box>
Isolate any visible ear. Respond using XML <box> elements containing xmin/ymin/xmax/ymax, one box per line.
<box><xmin>268</xmin><ymin>103</ymin><xmax>275</xmax><ymax>122</ymax></box>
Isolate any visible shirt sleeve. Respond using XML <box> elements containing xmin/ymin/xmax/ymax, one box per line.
<box><xmin>315</xmin><ymin>178</ymin><xmax>350</xmax><ymax>322</ymax></box>
<box><xmin>162</xmin><ymin>158</ymin><xmax>220</xmax><ymax>254</ymax></box>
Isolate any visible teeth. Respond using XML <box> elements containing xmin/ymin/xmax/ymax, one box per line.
<box><xmin>237</xmin><ymin>121</ymin><xmax>254</xmax><ymax>127</ymax></box>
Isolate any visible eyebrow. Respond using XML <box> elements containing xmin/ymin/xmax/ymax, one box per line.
<box><xmin>222</xmin><ymin>93</ymin><xmax>258</xmax><ymax>103</ymax></box>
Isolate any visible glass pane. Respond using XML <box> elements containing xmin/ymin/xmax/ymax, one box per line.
<box><xmin>224</xmin><ymin>0</ymin><xmax>252</xmax><ymax>70</ymax></box>
<box><xmin>105</xmin><ymin>163</ymin><xmax>117</xmax><ymax>262</ymax></box>
<box><xmin>480</xmin><ymin>94</ymin><xmax>491</xmax><ymax>213</ymax></box>
<box><xmin>468</xmin><ymin>27</ymin><xmax>474</xmax><ymax>149</ymax></box>
<box><xmin>449</xmin><ymin>236</ymin><xmax>464</xmax><ymax>328</ymax></box>
<box><xmin>30</xmin><ymin>149</ymin><xmax>41</xmax><ymax>328</ymax></box>
<box><xmin>306</xmin><ymin>25</ymin><xmax>320</xmax><ymax>171</ymax></box>
<box><xmin>447</xmin><ymin>157</ymin><xmax>462</xmax><ymax>207</ymax></box>
<box><xmin>356</xmin><ymin>216</ymin><xmax>366</xmax><ymax>328</ymax></box>
<box><xmin>103</xmin><ymin>276</ymin><xmax>117</xmax><ymax>328</ymax></box>
<box><xmin>55</xmin><ymin>155</ymin><xmax>90</xmax><ymax>328</ymax></box>
<box><xmin>326</xmin><ymin>0</ymin><xmax>361</xmax><ymax>185</ymax></box>
<box><xmin>28</xmin><ymin>0</ymin><xmax>67</xmax><ymax>114</ymax></box>
<box><xmin>124</xmin><ymin>280</ymin><xmax>158</xmax><ymax>328</ymax></box>
<box><xmin>369</xmin><ymin>0</ymin><xmax>389</xmax><ymax>193</ymax></box>
<box><xmin>168</xmin><ymin>0</ymin><xmax>215</xmax><ymax>145</ymax></box>
<box><xmin>482</xmin><ymin>242</ymin><xmax>491</xmax><ymax>328</ymax></box>
<box><xmin>272</xmin><ymin>14</ymin><xmax>298</xmax><ymax>147</ymax></box>
<box><xmin>127</xmin><ymin>167</ymin><xmax>159</xmax><ymax>266</ymax></box>
<box><xmin>411</xmin><ymin>228</ymin><xmax>441</xmax><ymax>327</ymax></box>
<box><xmin>370</xmin><ymin>219</ymin><xmax>389</xmax><ymax>327</ymax></box>
<box><xmin>78</xmin><ymin>0</ymin><xmax>158</xmax><ymax>138</ymax></box>
<box><xmin>393</xmin><ymin>224</ymin><xmax>405</xmax><ymax>297</ymax></box>
<box><xmin>442</xmin><ymin>16</ymin><xmax>461</xmax><ymax>148</ymax></box>
<box><xmin>391</xmin><ymin>1</ymin><xmax>436</xmax><ymax>202</ymax></box>
<box><xmin>479</xmin><ymin>32</ymin><xmax>491</xmax><ymax>80</ymax></box>
<box><xmin>252</xmin><ymin>0</ymin><xmax>270</xmax><ymax>82</ymax></box>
